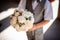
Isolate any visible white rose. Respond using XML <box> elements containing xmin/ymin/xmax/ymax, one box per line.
<box><xmin>25</xmin><ymin>20</ymin><xmax>33</xmax><ymax>29</ymax></box>
<box><xmin>14</xmin><ymin>24</ymin><xmax>20</xmax><ymax>31</ymax></box>
<box><xmin>22</xmin><ymin>11</ymin><xmax>33</xmax><ymax>18</ymax></box>
<box><xmin>10</xmin><ymin>16</ymin><xmax>17</xmax><ymax>25</ymax></box>
<box><xmin>18</xmin><ymin>16</ymin><xmax>26</xmax><ymax>23</ymax></box>
<box><xmin>14</xmin><ymin>12</ymin><xmax>20</xmax><ymax>17</ymax></box>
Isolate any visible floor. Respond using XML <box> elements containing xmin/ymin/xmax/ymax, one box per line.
<box><xmin>44</xmin><ymin>19</ymin><xmax>60</xmax><ymax>40</ymax></box>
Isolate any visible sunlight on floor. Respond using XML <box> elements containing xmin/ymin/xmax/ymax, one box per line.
<box><xmin>0</xmin><ymin>25</ymin><xmax>28</xmax><ymax>40</ymax></box>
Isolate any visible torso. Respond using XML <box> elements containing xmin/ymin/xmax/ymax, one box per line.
<box><xmin>26</xmin><ymin>0</ymin><xmax>46</xmax><ymax>23</ymax></box>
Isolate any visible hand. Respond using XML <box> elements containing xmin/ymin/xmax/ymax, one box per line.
<box><xmin>28</xmin><ymin>24</ymin><xmax>38</xmax><ymax>32</ymax></box>
<box><xmin>28</xmin><ymin>20</ymin><xmax>50</xmax><ymax>32</ymax></box>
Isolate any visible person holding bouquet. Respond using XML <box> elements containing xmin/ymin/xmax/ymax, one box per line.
<box><xmin>0</xmin><ymin>0</ymin><xmax>53</xmax><ymax>40</ymax></box>
<box><xmin>18</xmin><ymin>0</ymin><xmax>53</xmax><ymax>40</ymax></box>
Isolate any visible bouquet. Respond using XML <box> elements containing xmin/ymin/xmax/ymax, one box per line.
<box><xmin>10</xmin><ymin>9</ymin><xmax>34</xmax><ymax>32</ymax></box>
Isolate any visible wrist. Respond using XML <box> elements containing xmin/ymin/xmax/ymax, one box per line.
<box><xmin>28</xmin><ymin>24</ymin><xmax>38</xmax><ymax>32</ymax></box>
